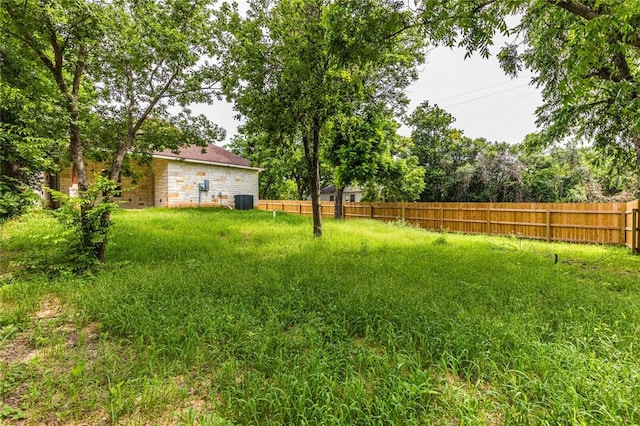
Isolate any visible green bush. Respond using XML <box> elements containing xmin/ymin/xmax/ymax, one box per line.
<box><xmin>0</xmin><ymin>179</ymin><xmax>39</xmax><ymax>222</ymax></box>
<box><xmin>48</xmin><ymin>175</ymin><xmax>120</xmax><ymax>272</ymax></box>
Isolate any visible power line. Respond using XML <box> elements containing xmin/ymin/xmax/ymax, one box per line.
<box><xmin>433</xmin><ymin>75</ymin><xmax>534</xmax><ymax>104</ymax></box>
<box><xmin>441</xmin><ymin>83</ymin><xmax>533</xmax><ymax>108</ymax></box>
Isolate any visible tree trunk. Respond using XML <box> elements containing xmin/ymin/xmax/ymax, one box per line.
<box><xmin>309</xmin><ymin>170</ymin><xmax>322</xmax><ymax>237</ymax></box>
<box><xmin>94</xmin><ymin>209</ymin><xmax>111</xmax><ymax>262</ymax></box>
<box><xmin>68</xmin><ymin>106</ymin><xmax>88</xmax><ymax>191</ymax></box>
<box><xmin>294</xmin><ymin>174</ymin><xmax>305</xmax><ymax>200</ymax></box>
<box><xmin>303</xmin><ymin>126</ymin><xmax>322</xmax><ymax>237</ymax></box>
<box><xmin>633</xmin><ymin>131</ymin><xmax>640</xmax><ymax>199</ymax></box>
<box><xmin>93</xmin><ymin>134</ymin><xmax>134</xmax><ymax>263</ymax></box>
<box><xmin>54</xmin><ymin>44</ymin><xmax>96</xmax><ymax>259</ymax></box>
<box><xmin>66</xmin><ymin>96</ymin><xmax>96</xmax><ymax>256</ymax></box>
<box><xmin>334</xmin><ymin>185</ymin><xmax>345</xmax><ymax>219</ymax></box>
<box><xmin>42</xmin><ymin>173</ymin><xmax>52</xmax><ymax>208</ymax></box>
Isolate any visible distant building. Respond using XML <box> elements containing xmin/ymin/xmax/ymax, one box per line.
<box><xmin>319</xmin><ymin>185</ymin><xmax>363</xmax><ymax>203</ymax></box>
<box><xmin>53</xmin><ymin>144</ymin><xmax>260</xmax><ymax>209</ymax></box>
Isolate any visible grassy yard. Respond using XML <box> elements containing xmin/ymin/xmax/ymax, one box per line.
<box><xmin>1</xmin><ymin>208</ymin><xmax>640</xmax><ymax>425</ymax></box>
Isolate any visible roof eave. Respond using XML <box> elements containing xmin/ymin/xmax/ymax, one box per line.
<box><xmin>152</xmin><ymin>154</ymin><xmax>263</xmax><ymax>172</ymax></box>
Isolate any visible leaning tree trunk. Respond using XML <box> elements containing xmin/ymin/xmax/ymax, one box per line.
<box><xmin>334</xmin><ymin>185</ymin><xmax>345</xmax><ymax>219</ymax></box>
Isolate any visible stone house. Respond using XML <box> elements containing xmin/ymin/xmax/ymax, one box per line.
<box><xmin>54</xmin><ymin>144</ymin><xmax>260</xmax><ymax>209</ymax></box>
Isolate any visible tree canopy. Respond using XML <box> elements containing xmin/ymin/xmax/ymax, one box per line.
<box><xmin>0</xmin><ymin>31</ymin><xmax>66</xmax><ymax>219</ymax></box>
<box><xmin>407</xmin><ymin>101</ymin><xmax>634</xmax><ymax>203</ymax></box>
<box><xmin>221</xmin><ymin>0</ymin><xmax>425</xmax><ymax>236</ymax></box>
<box><xmin>92</xmin><ymin>0</ymin><xmax>225</xmax><ymax>183</ymax></box>
<box><xmin>415</xmin><ymin>0</ymin><xmax>640</xmax><ymax>196</ymax></box>
<box><xmin>511</xmin><ymin>0</ymin><xmax>640</xmax><ymax>196</ymax></box>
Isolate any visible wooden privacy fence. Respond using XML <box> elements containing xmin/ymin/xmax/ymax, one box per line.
<box><xmin>258</xmin><ymin>199</ymin><xmax>640</xmax><ymax>253</ymax></box>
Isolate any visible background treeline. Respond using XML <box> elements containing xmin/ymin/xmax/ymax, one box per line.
<box><xmin>233</xmin><ymin>101</ymin><xmax>636</xmax><ymax>203</ymax></box>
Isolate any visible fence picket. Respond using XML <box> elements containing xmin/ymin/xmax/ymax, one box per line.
<box><xmin>257</xmin><ymin>200</ymin><xmax>640</xmax><ymax>253</ymax></box>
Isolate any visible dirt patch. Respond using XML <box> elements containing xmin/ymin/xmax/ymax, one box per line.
<box><xmin>0</xmin><ymin>299</ymin><xmax>12</xmax><ymax>311</ymax></box>
<box><xmin>485</xmin><ymin>409</ymin><xmax>504</xmax><ymax>426</ymax></box>
<box><xmin>1</xmin><ymin>296</ymin><xmax>221</xmax><ymax>426</ymax></box>
<box><xmin>0</xmin><ymin>333</ymin><xmax>33</xmax><ymax>364</ymax></box>
<box><xmin>444</xmin><ymin>372</ymin><xmax>464</xmax><ymax>387</ymax></box>
<box><xmin>32</xmin><ymin>408</ymin><xmax>111</xmax><ymax>426</ymax></box>
<box><xmin>119</xmin><ymin>393</ymin><xmax>212</xmax><ymax>426</ymax></box>
<box><xmin>442</xmin><ymin>372</ymin><xmax>495</xmax><ymax>395</ymax></box>
<box><xmin>0</xmin><ymin>298</ymin><xmax>72</xmax><ymax>365</ymax></box>
<box><xmin>62</xmin><ymin>408</ymin><xmax>111</xmax><ymax>426</ymax></box>
<box><xmin>35</xmin><ymin>298</ymin><xmax>64</xmax><ymax>320</ymax></box>
<box><xmin>1</xmin><ymin>381</ymin><xmax>28</xmax><ymax>411</ymax></box>
<box><xmin>65</xmin><ymin>322</ymin><xmax>100</xmax><ymax>361</ymax></box>
<box><xmin>174</xmin><ymin>377</ymin><xmax>218</xmax><ymax>424</ymax></box>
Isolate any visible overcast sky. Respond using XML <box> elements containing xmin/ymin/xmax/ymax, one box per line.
<box><xmin>403</xmin><ymin>44</ymin><xmax>542</xmax><ymax>144</ymax></box>
<box><xmin>197</xmin><ymin>10</ymin><xmax>543</xmax><ymax>146</ymax></box>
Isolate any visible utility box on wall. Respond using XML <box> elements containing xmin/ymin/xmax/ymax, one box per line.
<box><xmin>234</xmin><ymin>195</ymin><xmax>254</xmax><ymax>210</ymax></box>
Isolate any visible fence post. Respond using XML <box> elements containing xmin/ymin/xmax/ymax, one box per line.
<box><xmin>342</xmin><ymin>203</ymin><xmax>345</xmax><ymax>219</ymax></box>
<box><xmin>402</xmin><ymin>206</ymin><xmax>406</xmax><ymax>220</ymax></box>
<box><xmin>439</xmin><ymin>206</ymin><xmax>444</xmax><ymax>230</ymax></box>
<box><xmin>546</xmin><ymin>210</ymin><xmax>552</xmax><ymax>242</ymax></box>
<box><xmin>370</xmin><ymin>205</ymin><xmax>374</xmax><ymax>219</ymax></box>
<box><xmin>299</xmin><ymin>203</ymin><xmax>302</xmax><ymax>215</ymax></box>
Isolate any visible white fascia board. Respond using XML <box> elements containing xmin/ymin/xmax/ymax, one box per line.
<box><xmin>152</xmin><ymin>154</ymin><xmax>264</xmax><ymax>172</ymax></box>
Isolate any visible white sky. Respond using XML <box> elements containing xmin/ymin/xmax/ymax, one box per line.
<box><xmin>402</xmin><ymin>45</ymin><xmax>542</xmax><ymax>144</ymax></box>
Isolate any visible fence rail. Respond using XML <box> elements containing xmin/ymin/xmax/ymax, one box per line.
<box><xmin>258</xmin><ymin>199</ymin><xmax>640</xmax><ymax>253</ymax></box>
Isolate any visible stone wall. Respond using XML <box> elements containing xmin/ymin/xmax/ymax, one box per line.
<box><xmin>165</xmin><ymin>160</ymin><xmax>259</xmax><ymax>208</ymax></box>
<box><xmin>153</xmin><ymin>159</ymin><xmax>169</xmax><ymax>207</ymax></box>
<box><xmin>119</xmin><ymin>167</ymin><xmax>154</xmax><ymax>208</ymax></box>
<box><xmin>58</xmin><ymin>161</ymin><xmax>154</xmax><ymax>208</ymax></box>
<box><xmin>56</xmin><ymin>158</ymin><xmax>259</xmax><ymax>209</ymax></box>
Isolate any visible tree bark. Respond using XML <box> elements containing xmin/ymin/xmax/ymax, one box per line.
<box><xmin>93</xmin><ymin>131</ymin><xmax>135</xmax><ymax>263</ymax></box>
<box><xmin>19</xmin><ymin>16</ymin><xmax>93</xmax><ymax>254</ymax></box>
<box><xmin>62</xmin><ymin>47</ymin><xmax>94</xmax><ymax>257</ymax></box>
<box><xmin>633</xmin><ymin>131</ymin><xmax>640</xmax><ymax>199</ymax></box>
<box><xmin>94</xmin><ymin>210</ymin><xmax>110</xmax><ymax>262</ymax></box>
<box><xmin>303</xmin><ymin>126</ymin><xmax>322</xmax><ymax>237</ymax></box>
<box><xmin>10</xmin><ymin>11</ymin><xmax>110</xmax><ymax>264</ymax></box>
<box><xmin>294</xmin><ymin>173</ymin><xmax>305</xmax><ymax>200</ymax></box>
<box><xmin>334</xmin><ymin>185</ymin><xmax>345</xmax><ymax>219</ymax></box>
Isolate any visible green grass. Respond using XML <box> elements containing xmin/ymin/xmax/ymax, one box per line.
<box><xmin>1</xmin><ymin>207</ymin><xmax>640</xmax><ymax>424</ymax></box>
